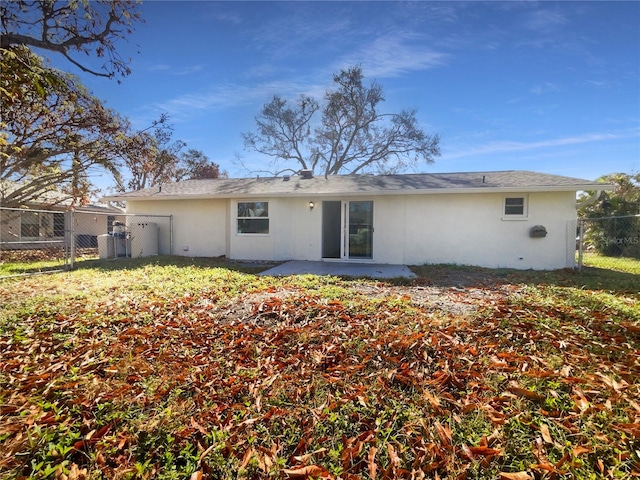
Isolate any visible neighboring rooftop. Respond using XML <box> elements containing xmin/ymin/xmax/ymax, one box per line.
<box><xmin>2</xmin><ymin>180</ymin><xmax>123</xmax><ymax>211</ymax></box>
<box><xmin>101</xmin><ymin>170</ymin><xmax>612</xmax><ymax>201</ymax></box>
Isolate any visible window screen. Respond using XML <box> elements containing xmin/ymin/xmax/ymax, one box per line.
<box><xmin>504</xmin><ymin>197</ymin><xmax>525</xmax><ymax>216</ymax></box>
<box><xmin>237</xmin><ymin>202</ymin><xmax>269</xmax><ymax>234</ymax></box>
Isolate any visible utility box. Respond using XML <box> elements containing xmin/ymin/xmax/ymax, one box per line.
<box><xmin>98</xmin><ymin>233</ymin><xmax>130</xmax><ymax>258</ymax></box>
<box><xmin>130</xmin><ymin>222</ymin><xmax>158</xmax><ymax>257</ymax></box>
<box><xmin>98</xmin><ymin>234</ymin><xmax>115</xmax><ymax>259</ymax></box>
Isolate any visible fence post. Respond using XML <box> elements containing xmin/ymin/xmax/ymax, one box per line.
<box><xmin>69</xmin><ymin>209</ymin><xmax>76</xmax><ymax>270</ymax></box>
<box><xmin>577</xmin><ymin>218</ymin><xmax>585</xmax><ymax>272</ymax></box>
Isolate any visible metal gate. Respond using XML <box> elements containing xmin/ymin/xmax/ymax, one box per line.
<box><xmin>1</xmin><ymin>207</ymin><xmax>172</xmax><ymax>278</ymax></box>
<box><xmin>575</xmin><ymin>214</ymin><xmax>640</xmax><ymax>271</ymax></box>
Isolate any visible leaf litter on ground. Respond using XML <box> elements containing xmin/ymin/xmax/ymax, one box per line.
<box><xmin>0</xmin><ymin>261</ymin><xmax>638</xmax><ymax>479</ymax></box>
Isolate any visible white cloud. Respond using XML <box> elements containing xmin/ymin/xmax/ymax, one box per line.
<box><xmin>151</xmin><ymin>78</ymin><xmax>321</xmax><ymax>122</ymax></box>
<box><xmin>146</xmin><ymin>63</ymin><xmax>205</xmax><ymax>76</ymax></box>
<box><xmin>338</xmin><ymin>33</ymin><xmax>448</xmax><ymax>79</ymax></box>
<box><xmin>147</xmin><ymin>64</ymin><xmax>171</xmax><ymax>72</ymax></box>
<box><xmin>531</xmin><ymin>82</ymin><xmax>561</xmax><ymax>95</ymax></box>
<box><xmin>524</xmin><ymin>8</ymin><xmax>569</xmax><ymax>34</ymax></box>
<box><xmin>444</xmin><ymin>130</ymin><xmax>638</xmax><ymax>160</ymax></box>
<box><xmin>584</xmin><ymin>79</ymin><xmax>616</xmax><ymax>89</ymax></box>
<box><xmin>174</xmin><ymin>65</ymin><xmax>206</xmax><ymax>76</ymax></box>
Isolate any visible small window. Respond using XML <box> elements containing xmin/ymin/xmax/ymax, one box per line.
<box><xmin>503</xmin><ymin>196</ymin><xmax>527</xmax><ymax>218</ymax></box>
<box><xmin>53</xmin><ymin>213</ymin><xmax>65</xmax><ymax>237</ymax></box>
<box><xmin>237</xmin><ymin>201</ymin><xmax>269</xmax><ymax>234</ymax></box>
<box><xmin>21</xmin><ymin>212</ymin><xmax>40</xmax><ymax>238</ymax></box>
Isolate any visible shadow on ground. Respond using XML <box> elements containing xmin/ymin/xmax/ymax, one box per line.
<box><xmin>4</xmin><ymin>255</ymin><xmax>638</xmax><ymax>294</ymax></box>
<box><xmin>69</xmin><ymin>255</ymin><xmax>277</xmax><ymax>275</ymax></box>
<box><xmin>409</xmin><ymin>263</ymin><xmax>639</xmax><ymax>293</ymax></box>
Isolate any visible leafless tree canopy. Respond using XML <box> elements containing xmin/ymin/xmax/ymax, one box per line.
<box><xmin>243</xmin><ymin>66</ymin><xmax>440</xmax><ymax>176</ymax></box>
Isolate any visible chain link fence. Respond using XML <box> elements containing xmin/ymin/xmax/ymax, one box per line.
<box><xmin>1</xmin><ymin>207</ymin><xmax>172</xmax><ymax>278</ymax></box>
<box><xmin>575</xmin><ymin>214</ymin><xmax>640</xmax><ymax>271</ymax></box>
<box><xmin>5</xmin><ymin>206</ymin><xmax>637</xmax><ymax>277</ymax></box>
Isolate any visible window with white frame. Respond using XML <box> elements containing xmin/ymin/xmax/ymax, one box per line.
<box><xmin>237</xmin><ymin>201</ymin><xmax>269</xmax><ymax>234</ymax></box>
<box><xmin>503</xmin><ymin>196</ymin><xmax>528</xmax><ymax>219</ymax></box>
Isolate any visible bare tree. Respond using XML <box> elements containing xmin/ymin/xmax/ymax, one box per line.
<box><xmin>243</xmin><ymin>95</ymin><xmax>320</xmax><ymax>175</ymax></box>
<box><xmin>119</xmin><ymin>124</ymin><xmax>225</xmax><ymax>192</ymax></box>
<box><xmin>243</xmin><ymin>66</ymin><xmax>440</xmax><ymax>176</ymax></box>
<box><xmin>1</xmin><ymin>0</ymin><xmax>143</xmax><ymax>79</ymax></box>
<box><xmin>121</xmin><ymin>125</ymin><xmax>186</xmax><ymax>192</ymax></box>
<box><xmin>179</xmin><ymin>149</ymin><xmax>227</xmax><ymax>180</ymax></box>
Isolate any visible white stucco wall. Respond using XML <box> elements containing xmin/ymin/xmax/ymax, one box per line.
<box><xmin>124</xmin><ymin>190</ymin><xmax>577</xmax><ymax>270</ymax></box>
<box><xmin>74</xmin><ymin>211</ymin><xmax>123</xmax><ymax>237</ymax></box>
<box><xmin>125</xmin><ymin>199</ymin><xmax>228</xmax><ymax>257</ymax></box>
<box><xmin>229</xmin><ymin>197</ymin><xmax>321</xmax><ymax>261</ymax></box>
<box><xmin>382</xmin><ymin>191</ymin><xmax>576</xmax><ymax>269</ymax></box>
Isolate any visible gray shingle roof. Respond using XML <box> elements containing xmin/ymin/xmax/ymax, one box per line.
<box><xmin>102</xmin><ymin>170</ymin><xmax>611</xmax><ymax>201</ymax></box>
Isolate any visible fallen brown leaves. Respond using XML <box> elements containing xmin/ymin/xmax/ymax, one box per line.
<box><xmin>1</xmin><ymin>278</ymin><xmax>638</xmax><ymax>479</ymax></box>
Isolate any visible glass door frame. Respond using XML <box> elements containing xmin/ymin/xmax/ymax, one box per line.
<box><xmin>321</xmin><ymin>200</ymin><xmax>374</xmax><ymax>261</ymax></box>
<box><xmin>347</xmin><ymin>200</ymin><xmax>373</xmax><ymax>260</ymax></box>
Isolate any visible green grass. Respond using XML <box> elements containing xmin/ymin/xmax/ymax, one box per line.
<box><xmin>0</xmin><ymin>257</ymin><xmax>67</xmax><ymax>276</ymax></box>
<box><xmin>0</xmin><ymin>257</ymin><xmax>638</xmax><ymax>479</ymax></box>
<box><xmin>582</xmin><ymin>252</ymin><xmax>640</xmax><ymax>275</ymax></box>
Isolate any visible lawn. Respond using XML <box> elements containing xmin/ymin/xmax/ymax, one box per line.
<box><xmin>1</xmin><ymin>257</ymin><xmax>638</xmax><ymax>479</ymax></box>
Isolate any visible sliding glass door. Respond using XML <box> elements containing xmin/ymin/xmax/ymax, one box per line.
<box><xmin>348</xmin><ymin>201</ymin><xmax>373</xmax><ymax>259</ymax></box>
<box><xmin>322</xmin><ymin>200</ymin><xmax>373</xmax><ymax>260</ymax></box>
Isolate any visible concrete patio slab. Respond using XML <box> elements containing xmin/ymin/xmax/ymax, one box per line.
<box><xmin>258</xmin><ymin>260</ymin><xmax>416</xmax><ymax>279</ymax></box>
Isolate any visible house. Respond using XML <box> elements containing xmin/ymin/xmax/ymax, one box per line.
<box><xmin>0</xmin><ymin>202</ymin><xmax>124</xmax><ymax>251</ymax></box>
<box><xmin>101</xmin><ymin>170</ymin><xmax>612</xmax><ymax>270</ymax></box>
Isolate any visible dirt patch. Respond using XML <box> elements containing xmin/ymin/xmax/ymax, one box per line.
<box><xmin>356</xmin><ymin>283</ymin><xmax>510</xmax><ymax>316</ymax></box>
<box><xmin>214</xmin><ymin>281</ymin><xmax>517</xmax><ymax>324</ymax></box>
<box><xmin>213</xmin><ymin>289</ymin><xmax>298</xmax><ymax>323</ymax></box>
<box><xmin>0</xmin><ymin>247</ymin><xmax>98</xmax><ymax>263</ymax></box>
<box><xmin>213</xmin><ymin>265</ymin><xmax>516</xmax><ymax>323</ymax></box>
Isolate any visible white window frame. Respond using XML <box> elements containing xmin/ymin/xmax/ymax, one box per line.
<box><xmin>236</xmin><ymin>201</ymin><xmax>270</xmax><ymax>235</ymax></box>
<box><xmin>502</xmin><ymin>195</ymin><xmax>528</xmax><ymax>220</ymax></box>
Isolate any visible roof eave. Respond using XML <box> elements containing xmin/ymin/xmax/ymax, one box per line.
<box><xmin>101</xmin><ymin>183</ymin><xmax>613</xmax><ymax>202</ymax></box>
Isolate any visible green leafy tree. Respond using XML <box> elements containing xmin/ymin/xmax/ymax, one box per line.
<box><xmin>1</xmin><ymin>47</ymin><xmax>132</xmax><ymax>207</ymax></box>
<box><xmin>579</xmin><ymin>172</ymin><xmax>640</xmax><ymax>258</ymax></box>
<box><xmin>243</xmin><ymin>66</ymin><xmax>440</xmax><ymax>177</ymax></box>
<box><xmin>1</xmin><ymin>2</ymin><xmax>221</xmax><ymax>202</ymax></box>
<box><xmin>1</xmin><ymin>0</ymin><xmax>146</xmax><ymax>205</ymax></box>
<box><xmin>1</xmin><ymin>0</ymin><xmax>143</xmax><ymax>79</ymax></box>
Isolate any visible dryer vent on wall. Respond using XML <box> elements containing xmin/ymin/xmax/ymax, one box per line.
<box><xmin>530</xmin><ymin>225</ymin><xmax>547</xmax><ymax>238</ymax></box>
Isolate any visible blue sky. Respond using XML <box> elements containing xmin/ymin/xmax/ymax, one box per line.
<box><xmin>73</xmin><ymin>1</ymin><xmax>639</xmax><ymax>183</ymax></box>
